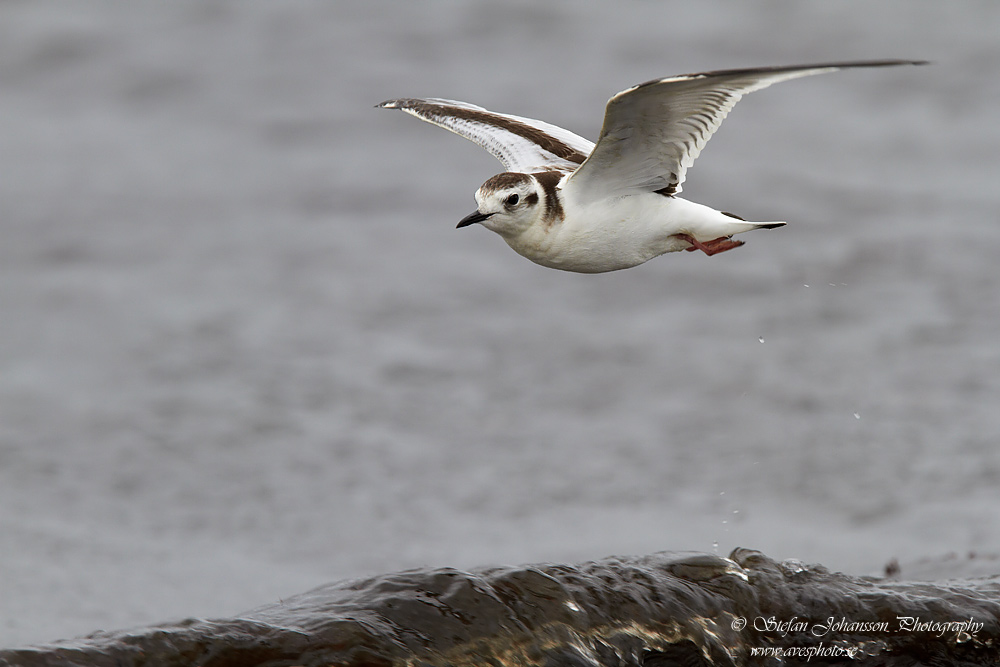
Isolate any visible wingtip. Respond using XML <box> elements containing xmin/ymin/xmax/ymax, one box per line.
<box><xmin>618</xmin><ymin>59</ymin><xmax>929</xmax><ymax>98</ymax></box>
<box><xmin>848</xmin><ymin>58</ymin><xmax>930</xmax><ymax>68</ymax></box>
<box><xmin>375</xmin><ymin>98</ymin><xmax>431</xmax><ymax>111</ymax></box>
<box><xmin>806</xmin><ymin>58</ymin><xmax>931</xmax><ymax>72</ymax></box>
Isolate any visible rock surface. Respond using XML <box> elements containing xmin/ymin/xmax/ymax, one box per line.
<box><xmin>3</xmin><ymin>549</ymin><xmax>998</xmax><ymax>666</ymax></box>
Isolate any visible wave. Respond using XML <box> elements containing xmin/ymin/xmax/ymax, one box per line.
<box><xmin>3</xmin><ymin>548</ymin><xmax>999</xmax><ymax>666</ymax></box>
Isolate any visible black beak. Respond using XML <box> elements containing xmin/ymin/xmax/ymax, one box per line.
<box><xmin>457</xmin><ymin>210</ymin><xmax>492</xmax><ymax>229</ymax></box>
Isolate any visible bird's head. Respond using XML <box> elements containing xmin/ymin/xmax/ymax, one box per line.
<box><xmin>457</xmin><ymin>172</ymin><xmax>544</xmax><ymax>238</ymax></box>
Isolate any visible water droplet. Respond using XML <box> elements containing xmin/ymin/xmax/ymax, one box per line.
<box><xmin>854</xmin><ymin>412</ymin><xmax>861</xmax><ymax>420</ymax></box>
<box><xmin>803</xmin><ymin>284</ymin><xmax>810</xmax><ymax>288</ymax></box>
<box><xmin>758</xmin><ymin>336</ymin><xmax>765</xmax><ymax>343</ymax></box>
<box><xmin>733</xmin><ymin>510</ymin><xmax>740</xmax><ymax>515</ymax></box>
<box><xmin>719</xmin><ymin>491</ymin><xmax>725</xmax><ymax>496</ymax></box>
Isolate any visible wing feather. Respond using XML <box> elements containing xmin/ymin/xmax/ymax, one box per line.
<box><xmin>377</xmin><ymin>98</ymin><xmax>594</xmax><ymax>173</ymax></box>
<box><xmin>564</xmin><ymin>60</ymin><xmax>926</xmax><ymax>203</ymax></box>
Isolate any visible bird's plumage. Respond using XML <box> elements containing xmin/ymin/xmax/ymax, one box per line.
<box><xmin>378</xmin><ymin>60</ymin><xmax>926</xmax><ymax>273</ymax></box>
<box><xmin>566</xmin><ymin>61</ymin><xmax>920</xmax><ymax>202</ymax></box>
<box><xmin>377</xmin><ymin>98</ymin><xmax>593</xmax><ymax>173</ymax></box>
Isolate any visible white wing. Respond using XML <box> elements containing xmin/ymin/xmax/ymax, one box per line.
<box><xmin>564</xmin><ymin>60</ymin><xmax>926</xmax><ymax>203</ymax></box>
<box><xmin>377</xmin><ymin>97</ymin><xmax>594</xmax><ymax>173</ymax></box>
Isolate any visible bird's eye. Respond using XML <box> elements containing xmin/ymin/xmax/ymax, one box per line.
<box><xmin>505</xmin><ymin>193</ymin><xmax>519</xmax><ymax>207</ymax></box>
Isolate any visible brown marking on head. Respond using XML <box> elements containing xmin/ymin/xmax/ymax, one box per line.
<box><xmin>479</xmin><ymin>172</ymin><xmax>534</xmax><ymax>194</ymax></box>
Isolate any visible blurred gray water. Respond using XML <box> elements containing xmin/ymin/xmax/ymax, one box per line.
<box><xmin>0</xmin><ymin>0</ymin><xmax>998</xmax><ymax>649</ymax></box>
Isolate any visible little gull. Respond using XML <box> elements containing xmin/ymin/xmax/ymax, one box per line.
<box><xmin>378</xmin><ymin>60</ymin><xmax>925</xmax><ymax>273</ymax></box>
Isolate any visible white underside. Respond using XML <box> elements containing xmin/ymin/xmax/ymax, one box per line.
<box><xmin>505</xmin><ymin>194</ymin><xmax>784</xmax><ymax>273</ymax></box>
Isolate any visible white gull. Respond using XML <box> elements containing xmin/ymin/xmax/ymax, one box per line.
<box><xmin>378</xmin><ymin>60</ymin><xmax>925</xmax><ymax>273</ymax></box>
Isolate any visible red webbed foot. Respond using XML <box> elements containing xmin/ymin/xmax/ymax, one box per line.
<box><xmin>675</xmin><ymin>233</ymin><xmax>745</xmax><ymax>256</ymax></box>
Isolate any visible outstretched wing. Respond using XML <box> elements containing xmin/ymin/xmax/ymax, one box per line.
<box><xmin>377</xmin><ymin>97</ymin><xmax>594</xmax><ymax>173</ymax></box>
<box><xmin>564</xmin><ymin>60</ymin><xmax>926</xmax><ymax>203</ymax></box>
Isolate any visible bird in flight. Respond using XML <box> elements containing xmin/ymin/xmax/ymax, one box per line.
<box><xmin>378</xmin><ymin>60</ymin><xmax>925</xmax><ymax>273</ymax></box>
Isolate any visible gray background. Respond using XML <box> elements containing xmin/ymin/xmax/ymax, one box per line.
<box><xmin>1</xmin><ymin>0</ymin><xmax>998</xmax><ymax>648</ymax></box>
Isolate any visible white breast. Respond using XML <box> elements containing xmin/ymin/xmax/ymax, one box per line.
<box><xmin>506</xmin><ymin>194</ymin><xmax>693</xmax><ymax>273</ymax></box>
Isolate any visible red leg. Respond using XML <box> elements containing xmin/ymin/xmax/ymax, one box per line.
<box><xmin>675</xmin><ymin>233</ymin><xmax>745</xmax><ymax>256</ymax></box>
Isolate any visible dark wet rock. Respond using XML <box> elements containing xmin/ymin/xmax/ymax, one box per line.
<box><xmin>2</xmin><ymin>549</ymin><xmax>999</xmax><ymax>666</ymax></box>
